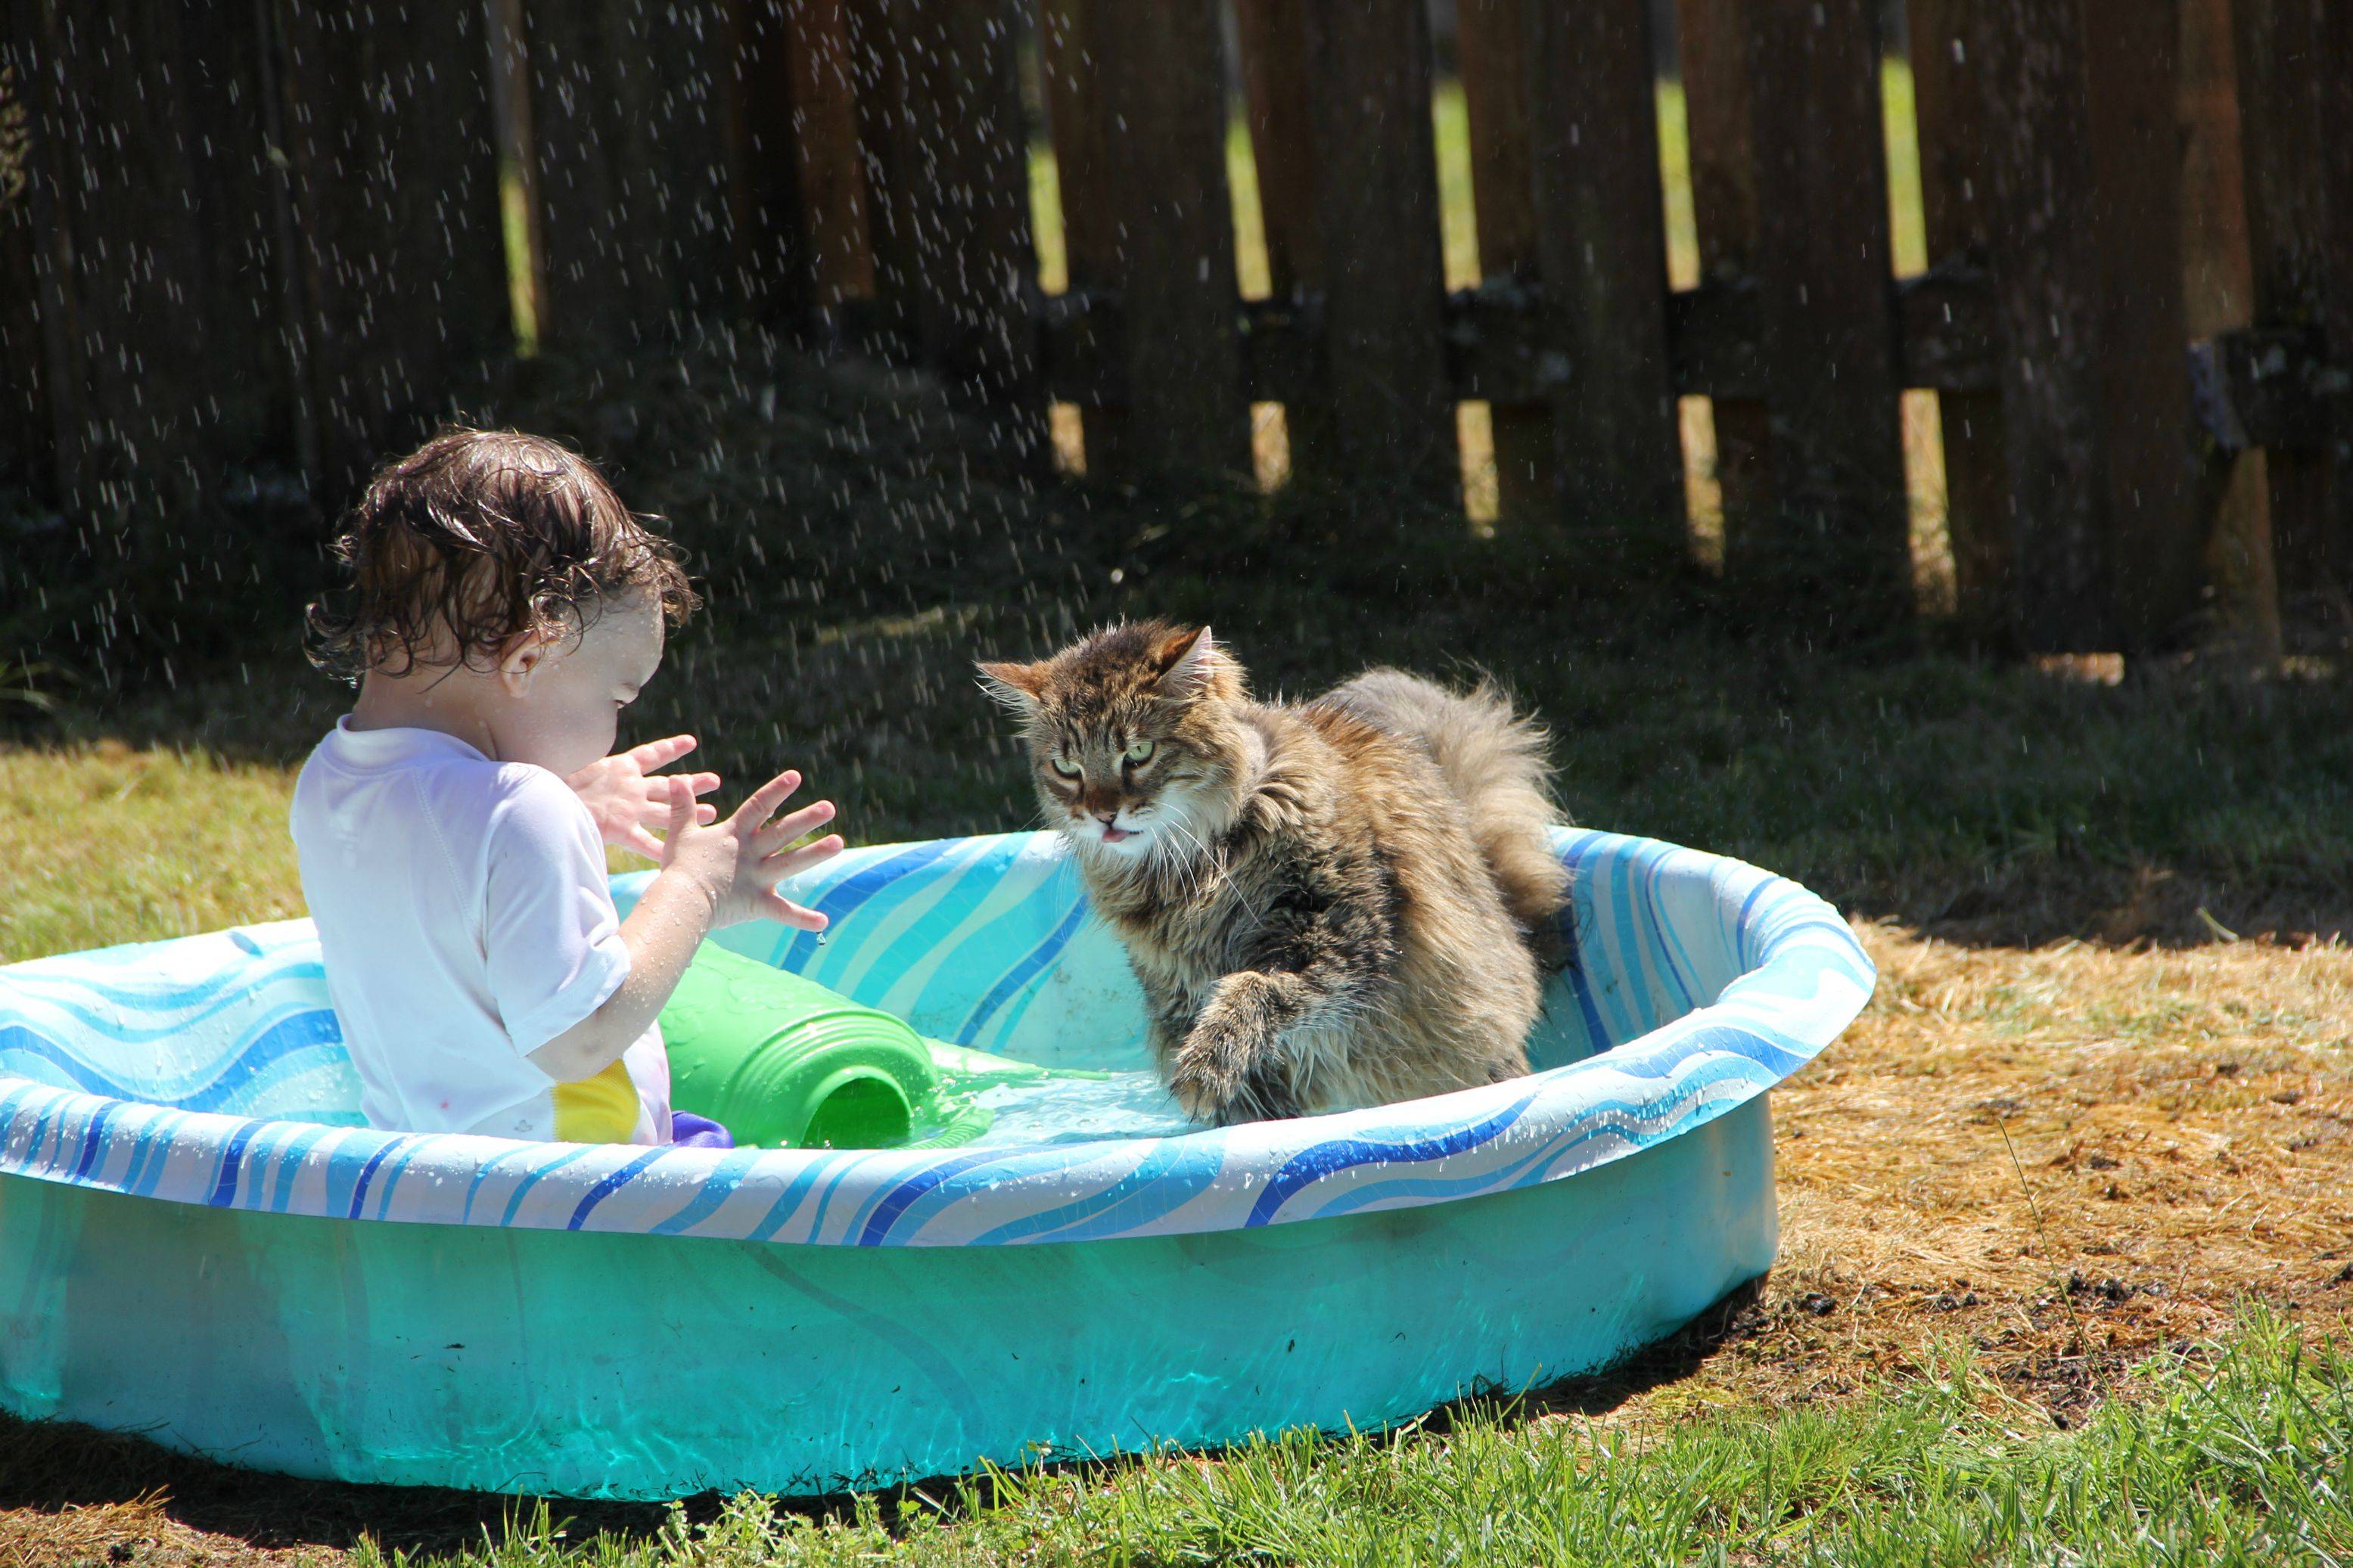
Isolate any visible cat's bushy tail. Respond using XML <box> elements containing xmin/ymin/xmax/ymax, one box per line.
<box><xmin>1327</xmin><ymin>669</ymin><xmax>1571</xmax><ymax>953</ymax></box>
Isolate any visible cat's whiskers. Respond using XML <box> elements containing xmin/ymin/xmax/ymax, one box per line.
<box><xmin>1165</xmin><ymin>812</ymin><xmax>1261</xmax><ymax>924</ymax></box>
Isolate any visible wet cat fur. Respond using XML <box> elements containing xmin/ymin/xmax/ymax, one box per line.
<box><xmin>977</xmin><ymin>621</ymin><xmax>1569</xmax><ymax>1124</ymax></box>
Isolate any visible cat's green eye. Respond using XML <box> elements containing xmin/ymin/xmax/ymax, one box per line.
<box><xmin>1124</xmin><ymin>738</ymin><xmax>1156</xmax><ymax>765</ymax></box>
<box><xmin>1048</xmin><ymin>756</ymin><xmax>1081</xmax><ymax>780</ymax></box>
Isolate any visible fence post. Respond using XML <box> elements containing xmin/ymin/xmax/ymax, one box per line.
<box><xmin>1299</xmin><ymin>0</ymin><xmax>1454</xmax><ymax>498</ymax></box>
<box><xmin>279</xmin><ymin>0</ymin><xmax>512</xmax><ymax>498</ymax></box>
<box><xmin>894</xmin><ymin>0</ymin><xmax>1036</xmax><ymax>423</ymax></box>
<box><xmin>1523</xmin><ymin>0</ymin><xmax>1684</xmax><ymax>542</ymax></box>
<box><xmin>1905</xmin><ymin>0</ymin><xmax>2013</xmax><ymax>640</ymax></box>
<box><xmin>2180</xmin><ymin>0</ymin><xmax>2280</xmax><ymax>660</ymax></box>
<box><xmin>2088</xmin><ymin>0</ymin><xmax>2198</xmax><ymax>648</ymax></box>
<box><xmin>11</xmin><ymin>1</ymin><xmax>300</xmax><ymax>578</ymax></box>
<box><xmin>728</xmin><ymin>0</ymin><xmax>814</xmax><ymax>331</ymax></box>
<box><xmin>1674</xmin><ymin>0</ymin><xmax>1773</xmax><ymax>557</ymax></box>
<box><xmin>2231</xmin><ymin>0</ymin><xmax>2353</xmax><ymax>604</ymax></box>
<box><xmin>0</xmin><ymin>37</ymin><xmax>51</xmax><ymax>502</ymax></box>
<box><xmin>1233</xmin><ymin>0</ymin><xmax>1337</xmax><ymax>482</ymax></box>
<box><xmin>1739</xmin><ymin>0</ymin><xmax>1911</xmax><ymax>623</ymax></box>
<box><xmin>1038</xmin><ymin>0</ymin><xmax>1129</xmax><ymax>476</ymax></box>
<box><xmin>1975</xmin><ymin>0</ymin><xmax>2195</xmax><ymax>651</ymax></box>
<box><xmin>1454</xmin><ymin>0</ymin><xmax>1558</xmax><ymax>527</ymax></box>
<box><xmin>843</xmin><ymin>0</ymin><xmax>1035</xmax><ymax>438</ymax></box>
<box><xmin>527</xmin><ymin>0</ymin><xmax>738</xmax><ymax>356</ymax></box>
<box><xmin>782</xmin><ymin>0</ymin><xmax>873</xmax><ymax>321</ymax></box>
<box><xmin>1092</xmin><ymin>0</ymin><xmax>1245</xmax><ymax>477</ymax></box>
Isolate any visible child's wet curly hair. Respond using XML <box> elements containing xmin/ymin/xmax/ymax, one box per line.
<box><xmin>305</xmin><ymin>429</ymin><xmax>699</xmax><ymax>682</ymax></box>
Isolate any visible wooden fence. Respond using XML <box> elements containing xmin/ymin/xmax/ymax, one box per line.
<box><xmin>2</xmin><ymin>0</ymin><xmax>2348</xmax><ymax>656</ymax></box>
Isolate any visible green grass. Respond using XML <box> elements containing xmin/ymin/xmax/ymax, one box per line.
<box><xmin>0</xmin><ymin>741</ymin><xmax>313</xmax><ymax>959</ymax></box>
<box><xmin>316</xmin><ymin>1311</ymin><xmax>2349</xmax><ymax>1566</ymax></box>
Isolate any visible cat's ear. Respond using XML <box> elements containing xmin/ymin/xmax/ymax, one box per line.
<box><xmin>975</xmin><ymin>659</ymin><xmax>1046</xmax><ymax>715</ymax></box>
<box><xmin>1152</xmin><ymin>625</ymin><xmax>1219</xmax><ymax>699</ymax></box>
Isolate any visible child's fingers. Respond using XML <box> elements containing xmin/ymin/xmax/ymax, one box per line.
<box><xmin>754</xmin><ymin>799</ymin><xmax>835</xmax><ymax>852</ymax></box>
<box><xmin>695</xmin><ymin>803</ymin><xmax>719</xmax><ymax>826</ymax></box>
<box><xmin>629</xmin><ymin>734</ymin><xmax>698</xmax><ymax>770</ymax></box>
<box><xmin>657</xmin><ymin>776</ymin><xmax>698</xmax><ymax>866</ymax></box>
<box><xmin>760</xmin><ymin>892</ymin><xmax>830</xmax><ymax>932</ymax></box>
<box><xmin>764</xmin><ymin>835</ymin><xmax>844</xmax><ymax>880</ymax></box>
<box><xmin>622</xmin><ymin>824</ymin><xmax>667</xmax><ymax>859</ymax></box>
<box><xmin>733</xmin><ymin>768</ymin><xmax>804</xmax><ymax>827</ymax></box>
<box><xmin>646</xmin><ymin>769</ymin><xmax>720</xmax><ymax>801</ymax></box>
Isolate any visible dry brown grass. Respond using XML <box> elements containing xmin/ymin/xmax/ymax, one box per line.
<box><xmin>0</xmin><ymin>1492</ymin><xmax>270</xmax><ymax>1568</ymax></box>
<box><xmin>1588</xmin><ymin>923</ymin><xmax>2353</xmax><ymax>1430</ymax></box>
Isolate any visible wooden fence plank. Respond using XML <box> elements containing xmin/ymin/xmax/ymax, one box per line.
<box><xmin>1233</xmin><ymin>0</ymin><xmax>1322</xmax><ymax>304</ymax></box>
<box><xmin>782</xmin><ymin>0</ymin><xmax>873</xmax><ymax>317</ymax></box>
<box><xmin>281</xmin><ymin>0</ymin><xmax>511</xmax><ymax>498</ymax></box>
<box><xmin>2328</xmin><ymin>1</ymin><xmax>2353</xmax><ymax>599</ymax></box>
<box><xmin>728</xmin><ymin>0</ymin><xmax>814</xmax><ymax>331</ymax></box>
<box><xmin>1674</xmin><ymin>0</ymin><xmax>1773</xmax><ymax>552</ymax></box>
<box><xmin>1038</xmin><ymin>0</ymin><xmax>1132</xmax><ymax>475</ymax></box>
<box><xmin>1453</xmin><ymin>0</ymin><xmax>1556</xmax><ymax>526</ymax></box>
<box><xmin>2180</xmin><ymin>0</ymin><xmax>2279</xmax><ymax>660</ymax></box>
<box><xmin>1974</xmin><ymin>0</ymin><xmax>2194</xmax><ymax>650</ymax></box>
<box><xmin>527</xmin><ymin>0</ymin><xmax>738</xmax><ymax>355</ymax></box>
<box><xmin>6</xmin><ymin>0</ymin><xmax>311</xmax><ymax>671</ymax></box>
<box><xmin>2327</xmin><ymin>2</ymin><xmax>2353</xmax><ymax>600</ymax></box>
<box><xmin>2084</xmin><ymin>0</ymin><xmax>2197</xmax><ymax>647</ymax></box>
<box><xmin>1740</xmin><ymin>0</ymin><xmax>1910</xmax><ymax>615</ymax></box>
<box><xmin>894</xmin><ymin>0</ymin><xmax>1037</xmax><ymax>418</ymax></box>
<box><xmin>1299</xmin><ymin>0</ymin><xmax>1453</xmax><ymax>495</ymax></box>
<box><xmin>842</xmin><ymin>0</ymin><xmax>920</xmax><ymax>346</ymax></box>
<box><xmin>1906</xmin><ymin>0</ymin><xmax>2013</xmax><ymax>637</ymax></box>
<box><xmin>1232</xmin><ymin>0</ymin><xmax>1337</xmax><ymax>480</ymax></box>
<box><xmin>2232</xmin><ymin>0</ymin><xmax>2351</xmax><ymax>601</ymax></box>
<box><xmin>22</xmin><ymin>2</ymin><xmax>293</xmax><ymax>509</ymax></box>
<box><xmin>1972</xmin><ymin>0</ymin><xmax>2111</xmax><ymax>647</ymax></box>
<box><xmin>1088</xmin><ymin>0</ymin><xmax>1246</xmax><ymax>477</ymax></box>
<box><xmin>0</xmin><ymin>39</ymin><xmax>51</xmax><ymax>501</ymax></box>
<box><xmin>1523</xmin><ymin>0</ymin><xmax>1683</xmax><ymax>538</ymax></box>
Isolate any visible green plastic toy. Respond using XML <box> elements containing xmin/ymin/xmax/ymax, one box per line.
<box><xmin>659</xmin><ymin>942</ymin><xmax>1080</xmax><ymax>1150</ymax></box>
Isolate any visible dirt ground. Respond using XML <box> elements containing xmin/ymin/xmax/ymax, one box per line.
<box><xmin>3</xmin><ymin>921</ymin><xmax>2349</xmax><ymax>1566</ymax></box>
<box><xmin>1584</xmin><ymin>922</ymin><xmax>2353</xmax><ymax>1430</ymax></box>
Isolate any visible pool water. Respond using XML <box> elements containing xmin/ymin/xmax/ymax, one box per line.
<box><xmin>943</xmin><ymin>1069</ymin><xmax>1196</xmax><ymax>1146</ymax></box>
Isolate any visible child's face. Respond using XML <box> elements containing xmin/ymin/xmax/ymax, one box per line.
<box><xmin>496</xmin><ymin>594</ymin><xmax>665</xmax><ymax>776</ymax></box>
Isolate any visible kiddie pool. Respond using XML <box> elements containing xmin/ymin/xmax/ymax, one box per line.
<box><xmin>0</xmin><ymin>828</ymin><xmax>1873</xmax><ymax>1498</ymax></box>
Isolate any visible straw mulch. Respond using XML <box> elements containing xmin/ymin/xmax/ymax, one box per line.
<box><xmin>1583</xmin><ymin>922</ymin><xmax>2353</xmax><ymax>1427</ymax></box>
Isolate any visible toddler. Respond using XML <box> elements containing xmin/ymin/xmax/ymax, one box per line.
<box><xmin>293</xmin><ymin>429</ymin><xmax>842</xmax><ymax>1146</ymax></box>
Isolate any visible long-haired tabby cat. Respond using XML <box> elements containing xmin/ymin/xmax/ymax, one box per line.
<box><xmin>978</xmin><ymin>620</ymin><xmax>1568</xmax><ymax>1124</ymax></box>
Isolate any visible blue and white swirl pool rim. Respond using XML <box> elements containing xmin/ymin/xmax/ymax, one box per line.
<box><xmin>0</xmin><ymin>827</ymin><xmax>1874</xmax><ymax>1498</ymax></box>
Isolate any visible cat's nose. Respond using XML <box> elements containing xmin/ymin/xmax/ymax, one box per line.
<box><xmin>1094</xmin><ymin>810</ymin><xmax>1117</xmax><ymax>825</ymax></box>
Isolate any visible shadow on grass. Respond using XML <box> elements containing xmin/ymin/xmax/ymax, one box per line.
<box><xmin>0</xmin><ymin>1405</ymin><xmax>670</xmax><ymax>1561</ymax></box>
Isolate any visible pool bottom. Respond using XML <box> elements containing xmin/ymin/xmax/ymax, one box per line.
<box><xmin>0</xmin><ymin>1096</ymin><xmax>1775</xmax><ymax>1499</ymax></box>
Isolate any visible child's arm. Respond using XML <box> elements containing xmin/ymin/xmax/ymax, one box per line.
<box><xmin>527</xmin><ymin>770</ymin><xmax>842</xmax><ymax>1083</ymax></box>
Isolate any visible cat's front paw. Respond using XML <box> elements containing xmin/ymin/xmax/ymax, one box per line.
<box><xmin>1168</xmin><ymin>1042</ymin><xmax>1244</xmax><ymax>1124</ymax></box>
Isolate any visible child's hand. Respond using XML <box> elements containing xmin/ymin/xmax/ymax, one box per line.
<box><xmin>568</xmin><ymin>734</ymin><xmax>721</xmax><ymax>859</ymax></box>
<box><xmin>657</xmin><ymin>769</ymin><xmax>844</xmax><ymax>931</ymax></box>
